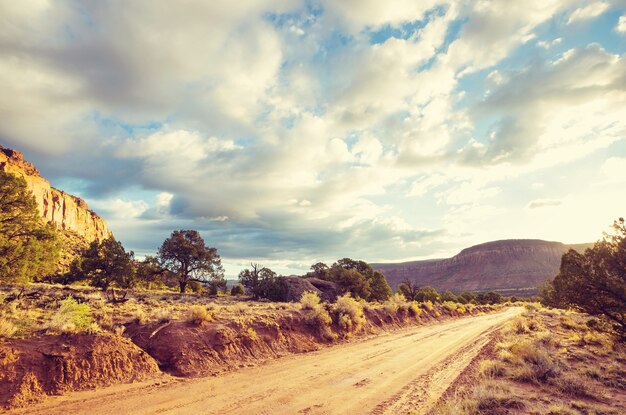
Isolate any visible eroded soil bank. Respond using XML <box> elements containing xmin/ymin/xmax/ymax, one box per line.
<box><xmin>1</xmin><ymin>300</ymin><xmax>498</xmax><ymax>410</ymax></box>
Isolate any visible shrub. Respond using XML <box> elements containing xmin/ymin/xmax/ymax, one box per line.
<box><xmin>479</xmin><ymin>359</ymin><xmax>507</xmax><ymax>378</ymax></box>
<box><xmin>334</xmin><ymin>294</ymin><xmax>365</xmax><ymax>334</ymax></box>
<box><xmin>300</xmin><ymin>291</ymin><xmax>322</xmax><ymax>311</ymax></box>
<box><xmin>48</xmin><ymin>296</ymin><xmax>93</xmax><ymax>334</ymax></box>
<box><xmin>508</xmin><ymin>340</ymin><xmax>559</xmax><ymax>384</ymax></box>
<box><xmin>301</xmin><ymin>295</ymin><xmax>334</xmax><ymax>340</ymax></box>
<box><xmin>0</xmin><ymin>316</ymin><xmax>17</xmax><ymax>338</ymax></box>
<box><xmin>133</xmin><ymin>309</ymin><xmax>149</xmax><ymax>324</ymax></box>
<box><xmin>383</xmin><ymin>293</ymin><xmax>407</xmax><ymax>315</ymax></box>
<box><xmin>509</xmin><ymin>317</ymin><xmax>530</xmax><ymax>335</ymax></box>
<box><xmin>443</xmin><ymin>301</ymin><xmax>457</xmax><ymax>314</ymax></box>
<box><xmin>246</xmin><ymin>327</ymin><xmax>258</xmax><ymax>341</ymax></box>
<box><xmin>434</xmin><ymin>381</ymin><xmax>524</xmax><ymax>414</ymax></box>
<box><xmin>188</xmin><ymin>280</ymin><xmax>204</xmax><ymax>294</ymax></box>
<box><xmin>422</xmin><ymin>300</ymin><xmax>434</xmax><ymax>311</ymax></box>
<box><xmin>152</xmin><ymin>308</ymin><xmax>172</xmax><ymax>323</ymax></box>
<box><xmin>231</xmin><ymin>284</ymin><xmax>245</xmax><ymax>296</ymax></box>
<box><xmin>187</xmin><ymin>305</ymin><xmax>213</xmax><ymax>325</ymax></box>
<box><xmin>552</xmin><ymin>374</ymin><xmax>594</xmax><ymax>398</ymax></box>
<box><xmin>408</xmin><ymin>301</ymin><xmax>422</xmax><ymax>318</ymax></box>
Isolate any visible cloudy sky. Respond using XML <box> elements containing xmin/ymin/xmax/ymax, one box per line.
<box><xmin>1</xmin><ymin>0</ymin><xmax>625</xmax><ymax>277</ymax></box>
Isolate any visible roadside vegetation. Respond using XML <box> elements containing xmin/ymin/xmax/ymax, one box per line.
<box><xmin>433</xmin><ymin>305</ymin><xmax>626</xmax><ymax>415</ymax></box>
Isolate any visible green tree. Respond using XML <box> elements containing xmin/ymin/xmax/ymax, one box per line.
<box><xmin>157</xmin><ymin>230</ymin><xmax>224</xmax><ymax>293</ymax></box>
<box><xmin>330</xmin><ymin>267</ymin><xmax>371</xmax><ymax>299</ymax></box>
<box><xmin>231</xmin><ymin>283</ymin><xmax>245</xmax><ymax>295</ymax></box>
<box><xmin>478</xmin><ymin>291</ymin><xmax>503</xmax><ymax>305</ymax></box>
<box><xmin>80</xmin><ymin>237</ymin><xmax>135</xmax><ymax>291</ymax></box>
<box><xmin>308</xmin><ymin>262</ymin><xmax>330</xmax><ymax>280</ymax></box>
<box><xmin>135</xmin><ymin>256</ymin><xmax>167</xmax><ymax>289</ymax></box>
<box><xmin>441</xmin><ymin>291</ymin><xmax>458</xmax><ymax>302</ymax></box>
<box><xmin>457</xmin><ymin>291</ymin><xmax>477</xmax><ymax>304</ymax></box>
<box><xmin>543</xmin><ymin>218</ymin><xmax>626</xmax><ymax>337</ymax></box>
<box><xmin>0</xmin><ymin>171</ymin><xmax>59</xmax><ymax>284</ymax></box>
<box><xmin>368</xmin><ymin>270</ymin><xmax>392</xmax><ymax>301</ymax></box>
<box><xmin>238</xmin><ymin>263</ymin><xmax>277</xmax><ymax>299</ymax></box>
<box><xmin>326</xmin><ymin>258</ymin><xmax>392</xmax><ymax>301</ymax></box>
<box><xmin>398</xmin><ymin>279</ymin><xmax>420</xmax><ymax>301</ymax></box>
<box><xmin>415</xmin><ymin>286</ymin><xmax>441</xmax><ymax>303</ymax></box>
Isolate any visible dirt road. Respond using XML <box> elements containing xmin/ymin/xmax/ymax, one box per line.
<box><xmin>13</xmin><ymin>308</ymin><xmax>521</xmax><ymax>415</ymax></box>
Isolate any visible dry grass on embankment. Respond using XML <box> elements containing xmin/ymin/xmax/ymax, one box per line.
<box><xmin>0</xmin><ymin>284</ymin><xmax>500</xmax><ymax>410</ymax></box>
<box><xmin>432</xmin><ymin>305</ymin><xmax>626</xmax><ymax>415</ymax></box>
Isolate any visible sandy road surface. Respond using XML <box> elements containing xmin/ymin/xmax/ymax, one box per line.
<box><xmin>12</xmin><ymin>308</ymin><xmax>521</xmax><ymax>415</ymax></box>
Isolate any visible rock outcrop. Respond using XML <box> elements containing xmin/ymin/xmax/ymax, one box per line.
<box><xmin>373</xmin><ymin>240</ymin><xmax>593</xmax><ymax>295</ymax></box>
<box><xmin>281</xmin><ymin>277</ymin><xmax>339</xmax><ymax>302</ymax></box>
<box><xmin>0</xmin><ymin>146</ymin><xmax>111</xmax><ymax>243</ymax></box>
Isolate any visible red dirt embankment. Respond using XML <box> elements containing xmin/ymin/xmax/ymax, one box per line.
<box><xmin>0</xmin><ymin>334</ymin><xmax>159</xmax><ymax>408</ymax></box>
<box><xmin>125</xmin><ymin>304</ymin><xmax>494</xmax><ymax>378</ymax></box>
<box><xmin>1</xmin><ymin>302</ymin><xmax>497</xmax><ymax>409</ymax></box>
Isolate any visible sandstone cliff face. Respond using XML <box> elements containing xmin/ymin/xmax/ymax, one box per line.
<box><xmin>373</xmin><ymin>240</ymin><xmax>593</xmax><ymax>294</ymax></box>
<box><xmin>0</xmin><ymin>146</ymin><xmax>111</xmax><ymax>243</ymax></box>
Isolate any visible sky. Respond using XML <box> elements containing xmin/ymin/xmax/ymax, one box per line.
<box><xmin>1</xmin><ymin>0</ymin><xmax>625</xmax><ymax>277</ymax></box>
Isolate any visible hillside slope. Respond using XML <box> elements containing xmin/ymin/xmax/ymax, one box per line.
<box><xmin>373</xmin><ymin>240</ymin><xmax>592</xmax><ymax>295</ymax></box>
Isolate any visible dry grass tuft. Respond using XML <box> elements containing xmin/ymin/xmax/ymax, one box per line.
<box><xmin>0</xmin><ymin>316</ymin><xmax>17</xmax><ymax>338</ymax></box>
<box><xmin>187</xmin><ymin>305</ymin><xmax>214</xmax><ymax>325</ymax></box>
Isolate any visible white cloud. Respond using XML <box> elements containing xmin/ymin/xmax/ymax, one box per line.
<box><xmin>537</xmin><ymin>37</ymin><xmax>562</xmax><ymax>49</ymax></box>
<box><xmin>567</xmin><ymin>2</ymin><xmax>610</xmax><ymax>25</ymax></box>
<box><xmin>89</xmin><ymin>198</ymin><xmax>149</xmax><ymax>220</ymax></box>
<box><xmin>600</xmin><ymin>157</ymin><xmax>626</xmax><ymax>183</ymax></box>
<box><xmin>407</xmin><ymin>174</ymin><xmax>449</xmax><ymax>197</ymax></box>
<box><xmin>526</xmin><ymin>198</ymin><xmax>562</xmax><ymax>209</ymax></box>
<box><xmin>318</xmin><ymin>0</ymin><xmax>445</xmax><ymax>33</ymax></box>
<box><xmin>617</xmin><ymin>15</ymin><xmax>626</xmax><ymax>33</ymax></box>
<box><xmin>438</xmin><ymin>181</ymin><xmax>501</xmax><ymax>205</ymax></box>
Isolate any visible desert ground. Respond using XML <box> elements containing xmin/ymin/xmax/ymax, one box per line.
<box><xmin>8</xmin><ymin>307</ymin><xmax>521</xmax><ymax>415</ymax></box>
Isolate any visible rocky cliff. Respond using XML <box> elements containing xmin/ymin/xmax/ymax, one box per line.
<box><xmin>0</xmin><ymin>146</ymin><xmax>111</xmax><ymax>243</ymax></box>
<box><xmin>373</xmin><ymin>240</ymin><xmax>593</xmax><ymax>295</ymax></box>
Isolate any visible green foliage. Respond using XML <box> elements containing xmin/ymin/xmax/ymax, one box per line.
<box><xmin>478</xmin><ymin>291</ymin><xmax>504</xmax><ymax>305</ymax></box>
<box><xmin>230</xmin><ymin>283</ymin><xmax>245</xmax><ymax>296</ymax></box>
<box><xmin>239</xmin><ymin>263</ymin><xmax>286</xmax><ymax>300</ymax></box>
<box><xmin>158</xmin><ymin>230</ymin><xmax>224</xmax><ymax>293</ymax></box>
<box><xmin>368</xmin><ymin>270</ymin><xmax>392</xmax><ymax>301</ymax></box>
<box><xmin>307</xmin><ymin>262</ymin><xmax>330</xmax><ymax>280</ymax></box>
<box><xmin>441</xmin><ymin>290</ymin><xmax>458</xmax><ymax>302</ymax></box>
<box><xmin>317</xmin><ymin>258</ymin><xmax>392</xmax><ymax>301</ymax></box>
<box><xmin>543</xmin><ymin>218</ymin><xmax>626</xmax><ymax>337</ymax></box>
<box><xmin>397</xmin><ymin>279</ymin><xmax>420</xmax><ymax>301</ymax></box>
<box><xmin>458</xmin><ymin>291</ymin><xmax>478</xmax><ymax>304</ymax></box>
<box><xmin>415</xmin><ymin>286</ymin><xmax>441</xmax><ymax>303</ymax></box>
<box><xmin>49</xmin><ymin>296</ymin><xmax>93</xmax><ymax>334</ymax></box>
<box><xmin>330</xmin><ymin>267</ymin><xmax>371</xmax><ymax>299</ymax></box>
<box><xmin>0</xmin><ymin>171</ymin><xmax>60</xmax><ymax>284</ymax></box>
<box><xmin>188</xmin><ymin>280</ymin><xmax>204</xmax><ymax>293</ymax></box>
<box><xmin>134</xmin><ymin>256</ymin><xmax>169</xmax><ymax>289</ymax></box>
<box><xmin>78</xmin><ymin>237</ymin><xmax>135</xmax><ymax>291</ymax></box>
<box><xmin>206</xmin><ymin>275</ymin><xmax>227</xmax><ymax>295</ymax></box>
